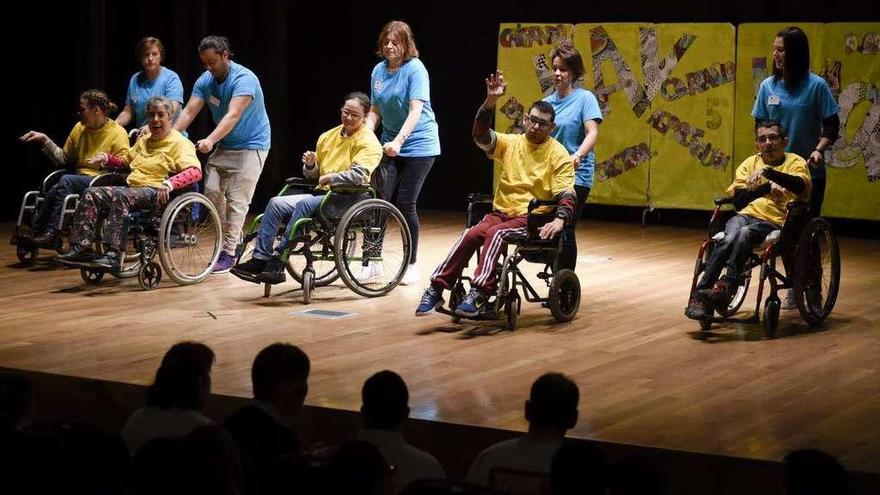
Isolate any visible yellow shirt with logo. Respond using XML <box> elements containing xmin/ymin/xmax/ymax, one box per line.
<box><xmin>727</xmin><ymin>152</ymin><xmax>812</xmax><ymax>226</ymax></box>
<box><xmin>121</xmin><ymin>130</ymin><xmax>201</xmax><ymax>188</ymax></box>
<box><xmin>63</xmin><ymin>120</ymin><xmax>130</xmax><ymax>176</ymax></box>
<box><xmin>315</xmin><ymin>124</ymin><xmax>382</xmax><ymax>190</ymax></box>
<box><xmin>490</xmin><ymin>133</ymin><xmax>574</xmax><ymax>216</ymax></box>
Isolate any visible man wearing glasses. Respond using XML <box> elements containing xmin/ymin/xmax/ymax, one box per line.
<box><xmin>416</xmin><ymin>70</ymin><xmax>576</xmax><ymax>317</ymax></box>
<box><xmin>686</xmin><ymin>120</ymin><xmax>812</xmax><ymax>320</ymax></box>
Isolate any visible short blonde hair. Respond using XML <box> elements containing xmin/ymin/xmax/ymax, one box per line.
<box><xmin>376</xmin><ymin>20</ymin><xmax>419</xmax><ymax>61</ymax></box>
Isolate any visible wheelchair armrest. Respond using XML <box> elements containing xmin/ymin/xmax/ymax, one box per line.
<box><xmin>90</xmin><ymin>172</ymin><xmax>129</xmax><ymax>187</ymax></box>
<box><xmin>42</xmin><ymin>169</ymin><xmax>70</xmax><ymax>192</ymax></box>
<box><xmin>467</xmin><ymin>192</ymin><xmax>493</xmax><ymax>204</ymax></box>
<box><xmin>285</xmin><ymin>176</ymin><xmax>318</xmax><ymax>188</ymax></box>
<box><xmin>713</xmin><ymin>196</ymin><xmax>734</xmax><ymax>206</ymax></box>
<box><xmin>527</xmin><ymin>198</ymin><xmax>560</xmax><ymax>214</ymax></box>
<box><xmin>329</xmin><ymin>184</ymin><xmax>373</xmax><ymax>195</ymax></box>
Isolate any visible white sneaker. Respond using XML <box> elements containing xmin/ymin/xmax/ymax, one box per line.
<box><xmin>781</xmin><ymin>288</ymin><xmax>797</xmax><ymax>310</ymax></box>
<box><xmin>357</xmin><ymin>262</ymin><xmax>385</xmax><ymax>284</ymax></box>
<box><xmin>400</xmin><ymin>263</ymin><xmax>419</xmax><ymax>286</ymax></box>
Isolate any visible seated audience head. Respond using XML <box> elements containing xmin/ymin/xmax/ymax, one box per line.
<box><xmin>361</xmin><ymin>370</ymin><xmax>409</xmax><ymax>431</ymax></box>
<box><xmin>0</xmin><ymin>373</ymin><xmax>33</xmax><ymax>431</ymax></box>
<box><xmin>524</xmin><ymin>101</ymin><xmax>557</xmax><ymax>145</ymax></box>
<box><xmin>198</xmin><ymin>35</ymin><xmax>233</xmax><ymax>80</ymax></box>
<box><xmin>146</xmin><ymin>341</ymin><xmax>215</xmax><ymax>411</ymax></box>
<box><xmin>136</xmin><ymin>36</ymin><xmax>165</xmax><ymax>73</ymax></box>
<box><xmin>525</xmin><ymin>372</ymin><xmax>579</xmax><ymax>433</ymax></box>
<box><xmin>79</xmin><ymin>89</ymin><xmax>117</xmax><ymax>128</ymax></box>
<box><xmin>550</xmin><ymin>440</ymin><xmax>609</xmax><ymax>495</ymax></box>
<box><xmin>341</xmin><ymin>91</ymin><xmax>371</xmax><ymax>135</ymax></box>
<box><xmin>251</xmin><ymin>342</ymin><xmax>310</xmax><ymax>415</ymax></box>
<box><xmin>327</xmin><ymin>440</ymin><xmax>393</xmax><ymax>495</ymax></box>
<box><xmin>783</xmin><ymin>448</ymin><xmax>849</xmax><ymax>495</ymax></box>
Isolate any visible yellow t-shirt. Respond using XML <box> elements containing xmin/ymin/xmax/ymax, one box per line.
<box><xmin>122</xmin><ymin>130</ymin><xmax>201</xmax><ymax>188</ymax></box>
<box><xmin>315</xmin><ymin>124</ymin><xmax>383</xmax><ymax>190</ymax></box>
<box><xmin>63</xmin><ymin>120</ymin><xmax>129</xmax><ymax>176</ymax></box>
<box><xmin>727</xmin><ymin>152</ymin><xmax>812</xmax><ymax>226</ymax></box>
<box><xmin>490</xmin><ymin>133</ymin><xmax>574</xmax><ymax>216</ymax></box>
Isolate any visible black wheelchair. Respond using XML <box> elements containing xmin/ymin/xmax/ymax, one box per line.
<box><xmin>69</xmin><ymin>187</ymin><xmax>222</xmax><ymax>291</ymax></box>
<box><xmin>434</xmin><ymin>194</ymin><xmax>581</xmax><ymax>330</ymax></box>
<box><xmin>688</xmin><ymin>197</ymin><xmax>840</xmax><ymax>338</ymax></box>
<box><xmin>11</xmin><ymin>170</ymin><xmax>128</xmax><ymax>264</ymax></box>
<box><xmin>236</xmin><ymin>177</ymin><xmax>412</xmax><ymax>303</ymax></box>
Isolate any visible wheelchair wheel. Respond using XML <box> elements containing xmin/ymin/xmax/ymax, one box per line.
<box><xmin>694</xmin><ymin>242</ymin><xmax>750</xmax><ymax>318</ymax></box>
<box><xmin>16</xmin><ymin>242</ymin><xmax>38</xmax><ymax>265</ymax></box>
<box><xmin>302</xmin><ymin>270</ymin><xmax>314</xmax><ymax>304</ymax></box>
<box><xmin>548</xmin><ymin>269</ymin><xmax>580</xmax><ymax>322</ymax></box>
<box><xmin>762</xmin><ymin>296</ymin><xmax>780</xmax><ymax>338</ymax></box>
<box><xmin>138</xmin><ymin>261</ymin><xmax>162</xmax><ymax>290</ymax></box>
<box><xmin>334</xmin><ymin>199</ymin><xmax>412</xmax><ymax>298</ymax></box>
<box><xmin>158</xmin><ymin>192</ymin><xmax>222</xmax><ymax>285</ymax></box>
<box><xmin>287</xmin><ymin>252</ymin><xmax>339</xmax><ymax>288</ymax></box>
<box><xmin>95</xmin><ymin>218</ymin><xmax>142</xmax><ymax>279</ymax></box>
<box><xmin>505</xmin><ymin>290</ymin><xmax>521</xmax><ymax>331</ymax></box>
<box><xmin>80</xmin><ymin>267</ymin><xmax>105</xmax><ymax>285</ymax></box>
<box><xmin>449</xmin><ymin>283</ymin><xmax>466</xmax><ymax>323</ymax></box>
<box><xmin>794</xmin><ymin>218</ymin><xmax>840</xmax><ymax>327</ymax></box>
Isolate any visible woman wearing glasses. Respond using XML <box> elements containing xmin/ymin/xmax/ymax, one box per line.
<box><xmin>367</xmin><ymin>20</ymin><xmax>441</xmax><ymax>285</ymax></box>
<box><xmin>231</xmin><ymin>92</ymin><xmax>382</xmax><ymax>284</ymax></box>
<box><xmin>542</xmin><ymin>42</ymin><xmax>602</xmax><ymax>224</ymax></box>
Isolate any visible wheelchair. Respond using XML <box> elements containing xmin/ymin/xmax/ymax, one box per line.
<box><xmin>434</xmin><ymin>194</ymin><xmax>581</xmax><ymax>330</ymax></box>
<box><xmin>687</xmin><ymin>197</ymin><xmax>841</xmax><ymax>338</ymax></box>
<box><xmin>71</xmin><ymin>186</ymin><xmax>222</xmax><ymax>291</ymax></box>
<box><xmin>11</xmin><ymin>170</ymin><xmax>128</xmax><ymax>264</ymax></box>
<box><xmin>236</xmin><ymin>177</ymin><xmax>412</xmax><ymax>303</ymax></box>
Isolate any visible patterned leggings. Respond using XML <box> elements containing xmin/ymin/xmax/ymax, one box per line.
<box><xmin>69</xmin><ymin>186</ymin><xmax>157</xmax><ymax>251</ymax></box>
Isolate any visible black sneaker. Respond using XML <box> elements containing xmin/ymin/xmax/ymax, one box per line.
<box><xmin>92</xmin><ymin>250</ymin><xmax>120</xmax><ymax>270</ymax></box>
<box><xmin>56</xmin><ymin>244</ymin><xmax>96</xmax><ymax>264</ymax></box>
<box><xmin>32</xmin><ymin>228</ymin><xmax>62</xmax><ymax>249</ymax></box>
<box><xmin>231</xmin><ymin>257</ymin><xmax>268</xmax><ymax>284</ymax></box>
<box><xmin>255</xmin><ymin>257</ymin><xmax>286</xmax><ymax>285</ymax></box>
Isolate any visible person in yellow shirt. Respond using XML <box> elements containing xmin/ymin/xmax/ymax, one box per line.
<box><xmin>56</xmin><ymin>96</ymin><xmax>202</xmax><ymax>269</ymax></box>
<box><xmin>416</xmin><ymin>70</ymin><xmax>576</xmax><ymax>317</ymax></box>
<box><xmin>686</xmin><ymin>120</ymin><xmax>811</xmax><ymax>319</ymax></box>
<box><xmin>18</xmin><ymin>89</ymin><xmax>129</xmax><ymax>248</ymax></box>
<box><xmin>231</xmin><ymin>92</ymin><xmax>382</xmax><ymax>285</ymax></box>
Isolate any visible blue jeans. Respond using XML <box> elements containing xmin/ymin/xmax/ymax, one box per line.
<box><xmin>254</xmin><ymin>194</ymin><xmax>321</xmax><ymax>259</ymax></box>
<box><xmin>36</xmin><ymin>173</ymin><xmax>93</xmax><ymax>231</ymax></box>
<box><xmin>697</xmin><ymin>214</ymin><xmax>777</xmax><ymax>290</ymax></box>
<box><xmin>372</xmin><ymin>155</ymin><xmax>435</xmax><ymax>264</ymax></box>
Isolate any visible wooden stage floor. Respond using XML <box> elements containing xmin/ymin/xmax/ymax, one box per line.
<box><xmin>1</xmin><ymin>211</ymin><xmax>878</xmax><ymax>473</ymax></box>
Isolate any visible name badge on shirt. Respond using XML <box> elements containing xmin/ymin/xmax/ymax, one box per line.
<box><xmin>374</xmin><ymin>79</ymin><xmax>383</xmax><ymax>92</ymax></box>
<box><xmin>768</xmin><ymin>94</ymin><xmax>781</xmax><ymax>106</ymax></box>
<box><xmin>208</xmin><ymin>95</ymin><xmax>221</xmax><ymax>107</ymax></box>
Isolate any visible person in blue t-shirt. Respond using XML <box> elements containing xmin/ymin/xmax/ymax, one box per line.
<box><xmin>367</xmin><ymin>20</ymin><xmax>441</xmax><ymax>286</ymax></box>
<box><xmin>175</xmin><ymin>35</ymin><xmax>272</xmax><ymax>274</ymax></box>
<box><xmin>751</xmin><ymin>26</ymin><xmax>840</xmax><ymax>311</ymax></box>
<box><xmin>752</xmin><ymin>26</ymin><xmax>839</xmax><ymax>218</ymax></box>
<box><xmin>542</xmin><ymin>43</ymin><xmax>602</xmax><ymax>224</ymax></box>
<box><xmin>116</xmin><ymin>37</ymin><xmax>185</xmax><ymax>136</ymax></box>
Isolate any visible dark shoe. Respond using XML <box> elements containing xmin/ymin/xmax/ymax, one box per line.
<box><xmin>255</xmin><ymin>257</ymin><xmax>286</xmax><ymax>285</ymax></box>
<box><xmin>455</xmin><ymin>287</ymin><xmax>489</xmax><ymax>317</ymax></box>
<box><xmin>697</xmin><ymin>278</ymin><xmax>734</xmax><ymax>310</ymax></box>
<box><xmin>92</xmin><ymin>250</ymin><xmax>120</xmax><ymax>270</ymax></box>
<box><xmin>415</xmin><ymin>285</ymin><xmax>444</xmax><ymax>316</ymax></box>
<box><xmin>685</xmin><ymin>295</ymin><xmax>711</xmax><ymax>320</ymax></box>
<box><xmin>56</xmin><ymin>244</ymin><xmax>96</xmax><ymax>264</ymax></box>
<box><xmin>32</xmin><ymin>229</ymin><xmax>62</xmax><ymax>249</ymax></box>
<box><xmin>230</xmin><ymin>257</ymin><xmax>268</xmax><ymax>284</ymax></box>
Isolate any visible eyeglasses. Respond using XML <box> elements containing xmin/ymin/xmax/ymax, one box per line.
<box><xmin>341</xmin><ymin>108</ymin><xmax>365</xmax><ymax>120</ymax></box>
<box><xmin>756</xmin><ymin>134</ymin><xmax>783</xmax><ymax>143</ymax></box>
<box><xmin>524</xmin><ymin>115</ymin><xmax>551</xmax><ymax>130</ymax></box>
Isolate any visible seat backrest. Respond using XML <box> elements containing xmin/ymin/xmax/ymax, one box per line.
<box><xmin>778</xmin><ymin>201</ymin><xmax>810</xmax><ymax>252</ymax></box>
<box><xmin>467</xmin><ymin>193</ymin><xmax>493</xmax><ymax>228</ymax></box>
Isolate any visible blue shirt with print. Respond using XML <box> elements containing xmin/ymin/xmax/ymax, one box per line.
<box><xmin>192</xmin><ymin>61</ymin><xmax>271</xmax><ymax>150</ymax></box>
<box><xmin>125</xmin><ymin>67</ymin><xmax>185</xmax><ymax>128</ymax></box>
<box><xmin>370</xmin><ymin>58</ymin><xmax>440</xmax><ymax>157</ymax></box>
<box><xmin>544</xmin><ymin>88</ymin><xmax>603</xmax><ymax>188</ymax></box>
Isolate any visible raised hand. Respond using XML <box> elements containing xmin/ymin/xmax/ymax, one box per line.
<box><xmin>19</xmin><ymin>130</ymin><xmax>50</xmax><ymax>146</ymax></box>
<box><xmin>302</xmin><ymin>150</ymin><xmax>317</xmax><ymax>166</ymax></box>
<box><xmin>485</xmin><ymin>70</ymin><xmax>506</xmax><ymax>103</ymax></box>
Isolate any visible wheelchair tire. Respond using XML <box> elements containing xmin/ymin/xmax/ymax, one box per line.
<box><xmin>287</xmin><ymin>254</ymin><xmax>339</xmax><ymax>288</ymax></box>
<box><xmin>158</xmin><ymin>192</ymin><xmax>222</xmax><ymax>286</ymax></box>
<box><xmin>334</xmin><ymin>198</ymin><xmax>412</xmax><ymax>298</ymax></box>
<box><xmin>794</xmin><ymin>218</ymin><xmax>840</xmax><ymax>327</ymax></box>
<box><xmin>762</xmin><ymin>297</ymin><xmax>780</xmax><ymax>338</ymax></box>
<box><xmin>302</xmin><ymin>270</ymin><xmax>314</xmax><ymax>304</ymax></box>
<box><xmin>506</xmin><ymin>291</ymin><xmax>521</xmax><ymax>331</ymax></box>
<box><xmin>80</xmin><ymin>267</ymin><xmax>105</xmax><ymax>285</ymax></box>
<box><xmin>138</xmin><ymin>261</ymin><xmax>162</xmax><ymax>291</ymax></box>
<box><xmin>449</xmin><ymin>283</ymin><xmax>466</xmax><ymax>323</ymax></box>
<box><xmin>17</xmin><ymin>242</ymin><xmax>38</xmax><ymax>265</ymax></box>
<box><xmin>548</xmin><ymin>269</ymin><xmax>580</xmax><ymax>322</ymax></box>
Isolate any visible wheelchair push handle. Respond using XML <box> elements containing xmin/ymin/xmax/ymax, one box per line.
<box><xmin>714</xmin><ymin>196</ymin><xmax>734</xmax><ymax>206</ymax></box>
<box><xmin>467</xmin><ymin>192</ymin><xmax>493</xmax><ymax>204</ymax></box>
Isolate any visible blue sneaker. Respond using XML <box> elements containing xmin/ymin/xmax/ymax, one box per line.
<box><xmin>415</xmin><ymin>285</ymin><xmax>444</xmax><ymax>316</ymax></box>
<box><xmin>212</xmin><ymin>251</ymin><xmax>235</xmax><ymax>274</ymax></box>
<box><xmin>455</xmin><ymin>287</ymin><xmax>488</xmax><ymax>317</ymax></box>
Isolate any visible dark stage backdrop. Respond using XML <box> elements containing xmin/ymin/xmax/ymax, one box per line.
<box><xmin>4</xmin><ymin>1</ymin><xmax>869</xmax><ymax>221</ymax></box>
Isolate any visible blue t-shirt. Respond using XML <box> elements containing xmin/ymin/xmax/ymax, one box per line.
<box><xmin>544</xmin><ymin>88</ymin><xmax>603</xmax><ymax>188</ymax></box>
<box><xmin>370</xmin><ymin>58</ymin><xmax>441</xmax><ymax>157</ymax></box>
<box><xmin>192</xmin><ymin>61</ymin><xmax>271</xmax><ymax>150</ymax></box>
<box><xmin>125</xmin><ymin>67</ymin><xmax>185</xmax><ymax>127</ymax></box>
<box><xmin>752</xmin><ymin>73</ymin><xmax>838</xmax><ymax>178</ymax></box>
